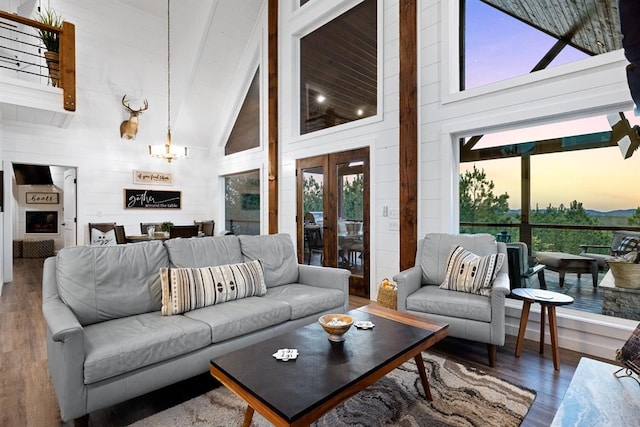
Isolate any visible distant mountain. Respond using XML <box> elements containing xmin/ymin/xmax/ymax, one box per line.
<box><xmin>585</xmin><ymin>209</ymin><xmax>636</xmax><ymax>217</ymax></box>
<box><xmin>508</xmin><ymin>209</ymin><xmax>636</xmax><ymax>217</ymax></box>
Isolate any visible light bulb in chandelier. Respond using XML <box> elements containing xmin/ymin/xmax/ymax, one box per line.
<box><xmin>148</xmin><ymin>129</ymin><xmax>188</xmax><ymax>163</ymax></box>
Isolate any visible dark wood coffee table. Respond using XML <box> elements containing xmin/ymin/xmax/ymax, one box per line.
<box><xmin>209</xmin><ymin>304</ymin><xmax>448</xmax><ymax>426</ymax></box>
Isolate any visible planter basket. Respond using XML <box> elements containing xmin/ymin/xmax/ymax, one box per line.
<box><xmin>377</xmin><ymin>285</ymin><xmax>397</xmax><ymax>310</ymax></box>
<box><xmin>44</xmin><ymin>51</ymin><xmax>60</xmax><ymax>87</ymax></box>
<box><xmin>608</xmin><ymin>261</ymin><xmax>640</xmax><ymax>289</ymax></box>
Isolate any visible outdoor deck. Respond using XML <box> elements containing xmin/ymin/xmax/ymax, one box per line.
<box><xmin>518</xmin><ymin>269</ymin><xmax>607</xmax><ymax>315</ymax></box>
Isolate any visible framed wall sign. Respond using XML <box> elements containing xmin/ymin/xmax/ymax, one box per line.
<box><xmin>133</xmin><ymin>170</ymin><xmax>173</xmax><ymax>186</ymax></box>
<box><xmin>26</xmin><ymin>192</ymin><xmax>59</xmax><ymax>204</ymax></box>
<box><xmin>124</xmin><ymin>189</ymin><xmax>181</xmax><ymax>209</ymax></box>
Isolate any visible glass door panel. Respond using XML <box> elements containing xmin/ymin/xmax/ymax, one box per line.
<box><xmin>301</xmin><ymin>166</ymin><xmax>325</xmax><ymax>266</ymax></box>
<box><xmin>297</xmin><ymin>148</ymin><xmax>369</xmax><ymax>298</ymax></box>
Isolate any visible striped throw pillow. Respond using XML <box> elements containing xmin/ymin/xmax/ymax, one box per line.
<box><xmin>161</xmin><ymin>259</ymin><xmax>266</xmax><ymax>315</ymax></box>
<box><xmin>439</xmin><ymin>245</ymin><xmax>505</xmax><ymax>296</ymax></box>
<box><xmin>618</xmin><ymin>236</ymin><xmax>640</xmax><ymax>254</ymax></box>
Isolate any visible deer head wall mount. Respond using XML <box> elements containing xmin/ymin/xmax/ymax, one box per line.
<box><xmin>120</xmin><ymin>95</ymin><xmax>148</xmax><ymax>140</ymax></box>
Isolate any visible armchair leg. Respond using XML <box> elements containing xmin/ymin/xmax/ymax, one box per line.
<box><xmin>73</xmin><ymin>415</ymin><xmax>89</xmax><ymax>427</ymax></box>
<box><xmin>487</xmin><ymin>344</ymin><xmax>497</xmax><ymax>367</ymax></box>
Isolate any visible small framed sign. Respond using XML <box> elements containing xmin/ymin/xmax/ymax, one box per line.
<box><xmin>133</xmin><ymin>170</ymin><xmax>173</xmax><ymax>186</ymax></box>
<box><xmin>26</xmin><ymin>192</ymin><xmax>59</xmax><ymax>204</ymax></box>
<box><xmin>124</xmin><ymin>189</ymin><xmax>181</xmax><ymax>209</ymax></box>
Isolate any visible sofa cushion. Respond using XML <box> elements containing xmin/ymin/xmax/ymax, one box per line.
<box><xmin>239</xmin><ymin>234</ymin><xmax>298</xmax><ymax>287</ymax></box>
<box><xmin>56</xmin><ymin>241</ymin><xmax>168</xmax><ymax>326</ymax></box>
<box><xmin>160</xmin><ymin>260</ymin><xmax>267</xmax><ymax>315</ymax></box>
<box><xmin>184</xmin><ymin>297</ymin><xmax>291</xmax><ymax>343</ymax></box>
<box><xmin>265</xmin><ymin>283</ymin><xmax>345</xmax><ymax>319</ymax></box>
<box><xmin>440</xmin><ymin>245</ymin><xmax>505</xmax><ymax>296</ymax></box>
<box><xmin>407</xmin><ymin>285</ymin><xmax>492</xmax><ymax>323</ymax></box>
<box><xmin>83</xmin><ymin>311</ymin><xmax>211</xmax><ymax>384</ymax></box>
<box><xmin>419</xmin><ymin>233</ymin><xmax>497</xmax><ymax>285</ymax></box>
<box><xmin>163</xmin><ymin>235</ymin><xmax>243</xmax><ymax>268</ymax></box>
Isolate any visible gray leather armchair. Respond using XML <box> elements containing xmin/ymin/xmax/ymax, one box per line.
<box><xmin>393</xmin><ymin>233</ymin><xmax>510</xmax><ymax>366</ymax></box>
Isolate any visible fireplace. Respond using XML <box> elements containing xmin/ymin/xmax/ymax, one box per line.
<box><xmin>26</xmin><ymin>211</ymin><xmax>58</xmax><ymax>234</ymax></box>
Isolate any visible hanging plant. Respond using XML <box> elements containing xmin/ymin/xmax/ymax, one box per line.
<box><xmin>35</xmin><ymin>8</ymin><xmax>63</xmax><ymax>52</ymax></box>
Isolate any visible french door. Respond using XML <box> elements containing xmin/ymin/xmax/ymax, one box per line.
<box><xmin>296</xmin><ymin>147</ymin><xmax>370</xmax><ymax>298</ymax></box>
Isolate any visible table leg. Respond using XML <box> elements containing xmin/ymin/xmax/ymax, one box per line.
<box><xmin>558</xmin><ymin>270</ymin><xmax>566</xmax><ymax>288</ymax></box>
<box><xmin>590</xmin><ymin>261</ymin><xmax>598</xmax><ymax>288</ymax></box>
<box><xmin>539</xmin><ymin>305</ymin><xmax>546</xmax><ymax>354</ymax></box>
<box><xmin>515</xmin><ymin>300</ymin><xmax>531</xmax><ymax>357</ymax></box>
<box><xmin>548</xmin><ymin>306</ymin><xmax>561</xmax><ymax>370</ymax></box>
<box><xmin>242</xmin><ymin>406</ymin><xmax>255</xmax><ymax>427</ymax></box>
<box><xmin>537</xmin><ymin>269</ymin><xmax>547</xmax><ymax>289</ymax></box>
<box><xmin>414</xmin><ymin>352</ymin><xmax>433</xmax><ymax>401</ymax></box>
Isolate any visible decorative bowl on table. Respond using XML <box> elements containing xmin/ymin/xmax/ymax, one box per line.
<box><xmin>318</xmin><ymin>314</ymin><xmax>354</xmax><ymax>342</ymax></box>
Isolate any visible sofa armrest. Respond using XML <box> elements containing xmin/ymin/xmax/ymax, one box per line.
<box><xmin>297</xmin><ymin>264</ymin><xmax>350</xmax><ymax>313</ymax></box>
<box><xmin>43</xmin><ymin>297</ymin><xmax>87</xmax><ymax>422</ymax></box>
<box><xmin>43</xmin><ymin>297</ymin><xmax>83</xmax><ymax>342</ymax></box>
<box><xmin>393</xmin><ymin>266</ymin><xmax>422</xmax><ymax>311</ymax></box>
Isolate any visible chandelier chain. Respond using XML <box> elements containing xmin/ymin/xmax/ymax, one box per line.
<box><xmin>167</xmin><ymin>0</ymin><xmax>171</xmax><ymax>134</ymax></box>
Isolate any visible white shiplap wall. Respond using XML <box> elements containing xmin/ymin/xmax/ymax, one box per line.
<box><xmin>0</xmin><ymin>0</ymin><xmax>216</xmax><ymax>281</ymax></box>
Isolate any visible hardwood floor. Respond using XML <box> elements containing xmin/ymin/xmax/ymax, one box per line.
<box><xmin>1</xmin><ymin>258</ymin><xmax>611</xmax><ymax>426</ymax></box>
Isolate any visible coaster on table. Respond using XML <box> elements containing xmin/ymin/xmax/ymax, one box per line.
<box><xmin>272</xmin><ymin>348</ymin><xmax>298</xmax><ymax>361</ymax></box>
<box><xmin>354</xmin><ymin>321</ymin><xmax>375</xmax><ymax>329</ymax></box>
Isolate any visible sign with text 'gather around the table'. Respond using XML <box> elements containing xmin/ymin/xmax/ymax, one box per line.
<box><xmin>124</xmin><ymin>189</ymin><xmax>181</xmax><ymax>209</ymax></box>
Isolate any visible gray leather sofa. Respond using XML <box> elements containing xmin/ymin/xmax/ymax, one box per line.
<box><xmin>394</xmin><ymin>233</ymin><xmax>509</xmax><ymax>366</ymax></box>
<box><xmin>42</xmin><ymin>234</ymin><xmax>350</xmax><ymax>423</ymax></box>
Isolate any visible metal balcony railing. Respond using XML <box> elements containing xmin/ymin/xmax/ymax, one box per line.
<box><xmin>0</xmin><ymin>10</ymin><xmax>75</xmax><ymax>111</ymax></box>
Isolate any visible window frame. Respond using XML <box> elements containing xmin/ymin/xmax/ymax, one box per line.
<box><xmin>290</xmin><ymin>0</ymin><xmax>384</xmax><ymax>142</ymax></box>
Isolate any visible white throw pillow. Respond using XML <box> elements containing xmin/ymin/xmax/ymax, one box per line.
<box><xmin>439</xmin><ymin>245</ymin><xmax>505</xmax><ymax>296</ymax></box>
<box><xmin>90</xmin><ymin>229</ymin><xmax>117</xmax><ymax>246</ymax></box>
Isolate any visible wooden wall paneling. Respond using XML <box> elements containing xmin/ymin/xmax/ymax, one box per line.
<box><xmin>268</xmin><ymin>0</ymin><xmax>278</xmax><ymax>234</ymax></box>
<box><xmin>399</xmin><ymin>0</ymin><xmax>418</xmax><ymax>271</ymax></box>
<box><xmin>60</xmin><ymin>21</ymin><xmax>76</xmax><ymax>111</ymax></box>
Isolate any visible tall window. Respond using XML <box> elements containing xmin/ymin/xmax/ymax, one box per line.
<box><xmin>459</xmin><ymin>112</ymin><xmax>640</xmax><ymax>321</ymax></box>
<box><xmin>299</xmin><ymin>0</ymin><xmax>377</xmax><ymax>134</ymax></box>
<box><xmin>224</xmin><ymin>170</ymin><xmax>260</xmax><ymax>235</ymax></box>
<box><xmin>461</xmin><ymin>0</ymin><xmax>620</xmax><ymax>90</ymax></box>
<box><xmin>225</xmin><ymin>68</ymin><xmax>260</xmax><ymax>155</ymax></box>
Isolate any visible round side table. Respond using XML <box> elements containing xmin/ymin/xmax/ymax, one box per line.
<box><xmin>512</xmin><ymin>288</ymin><xmax>574</xmax><ymax>370</ymax></box>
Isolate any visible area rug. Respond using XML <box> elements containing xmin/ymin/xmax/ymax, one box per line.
<box><xmin>130</xmin><ymin>352</ymin><xmax>535</xmax><ymax>427</ymax></box>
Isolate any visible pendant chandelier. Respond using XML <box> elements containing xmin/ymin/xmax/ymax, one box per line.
<box><xmin>149</xmin><ymin>0</ymin><xmax>188</xmax><ymax>162</ymax></box>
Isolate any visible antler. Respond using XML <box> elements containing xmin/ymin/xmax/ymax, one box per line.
<box><xmin>122</xmin><ymin>95</ymin><xmax>149</xmax><ymax>113</ymax></box>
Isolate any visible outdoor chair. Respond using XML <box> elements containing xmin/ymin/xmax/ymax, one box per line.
<box><xmin>506</xmin><ymin>242</ymin><xmax>545</xmax><ymax>289</ymax></box>
<box><xmin>579</xmin><ymin>230</ymin><xmax>640</xmax><ymax>269</ymax></box>
<box><xmin>394</xmin><ymin>233</ymin><xmax>510</xmax><ymax>367</ymax></box>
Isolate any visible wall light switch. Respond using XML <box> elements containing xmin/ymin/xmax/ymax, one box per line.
<box><xmin>383</xmin><ymin>205</ymin><xmax>388</xmax><ymax>217</ymax></box>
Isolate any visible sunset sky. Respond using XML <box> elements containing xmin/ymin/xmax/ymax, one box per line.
<box><xmin>461</xmin><ymin>1</ymin><xmax>640</xmax><ymax>212</ymax></box>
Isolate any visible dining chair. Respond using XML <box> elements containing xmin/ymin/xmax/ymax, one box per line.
<box><xmin>194</xmin><ymin>220</ymin><xmax>215</xmax><ymax>236</ymax></box>
<box><xmin>169</xmin><ymin>225</ymin><xmax>199</xmax><ymax>239</ymax></box>
<box><xmin>140</xmin><ymin>222</ymin><xmax>163</xmax><ymax>235</ymax></box>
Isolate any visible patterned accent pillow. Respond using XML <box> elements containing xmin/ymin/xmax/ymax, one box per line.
<box><xmin>160</xmin><ymin>259</ymin><xmax>266</xmax><ymax>315</ymax></box>
<box><xmin>90</xmin><ymin>229</ymin><xmax>117</xmax><ymax>246</ymax></box>
<box><xmin>439</xmin><ymin>245</ymin><xmax>505</xmax><ymax>296</ymax></box>
<box><xmin>617</xmin><ymin>236</ymin><xmax>640</xmax><ymax>254</ymax></box>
